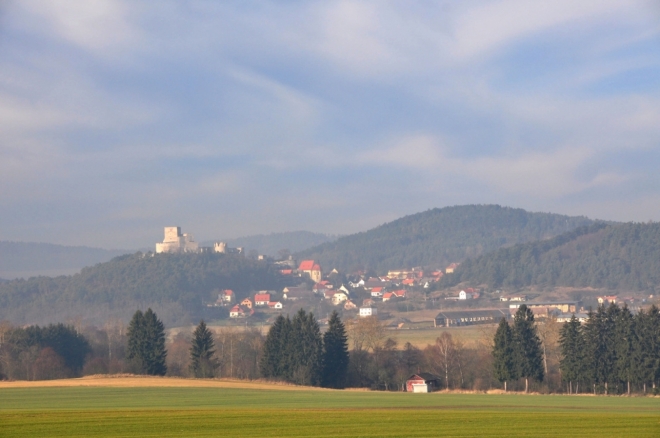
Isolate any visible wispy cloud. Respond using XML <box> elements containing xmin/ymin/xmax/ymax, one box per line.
<box><xmin>0</xmin><ymin>1</ymin><xmax>658</xmax><ymax>247</ymax></box>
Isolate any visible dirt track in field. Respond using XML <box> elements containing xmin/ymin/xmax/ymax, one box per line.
<box><xmin>0</xmin><ymin>375</ymin><xmax>333</xmax><ymax>391</ymax></box>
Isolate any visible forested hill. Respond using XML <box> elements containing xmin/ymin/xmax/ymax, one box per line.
<box><xmin>0</xmin><ymin>241</ymin><xmax>128</xmax><ymax>279</ymax></box>
<box><xmin>441</xmin><ymin>222</ymin><xmax>660</xmax><ymax>291</ymax></box>
<box><xmin>0</xmin><ymin>252</ymin><xmax>286</xmax><ymax>327</ymax></box>
<box><xmin>203</xmin><ymin>231</ymin><xmax>336</xmax><ymax>257</ymax></box>
<box><xmin>296</xmin><ymin>205</ymin><xmax>595</xmax><ymax>273</ymax></box>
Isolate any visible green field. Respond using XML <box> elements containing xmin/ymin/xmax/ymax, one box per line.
<box><xmin>1</xmin><ymin>386</ymin><xmax>658</xmax><ymax>437</ymax></box>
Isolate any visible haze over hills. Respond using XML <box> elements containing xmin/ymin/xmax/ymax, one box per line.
<box><xmin>203</xmin><ymin>231</ymin><xmax>336</xmax><ymax>258</ymax></box>
<box><xmin>0</xmin><ymin>252</ymin><xmax>284</xmax><ymax>326</ymax></box>
<box><xmin>441</xmin><ymin>222</ymin><xmax>660</xmax><ymax>292</ymax></box>
<box><xmin>1</xmin><ymin>231</ymin><xmax>335</xmax><ymax>280</ymax></box>
<box><xmin>296</xmin><ymin>205</ymin><xmax>598</xmax><ymax>273</ymax></box>
<box><xmin>0</xmin><ymin>242</ymin><xmax>129</xmax><ymax>280</ymax></box>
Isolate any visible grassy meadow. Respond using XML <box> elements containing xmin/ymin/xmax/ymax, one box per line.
<box><xmin>1</xmin><ymin>379</ymin><xmax>659</xmax><ymax>437</ymax></box>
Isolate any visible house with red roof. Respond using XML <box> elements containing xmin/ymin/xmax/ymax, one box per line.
<box><xmin>268</xmin><ymin>301</ymin><xmax>283</xmax><ymax>309</ymax></box>
<box><xmin>254</xmin><ymin>293</ymin><xmax>271</xmax><ymax>306</ymax></box>
<box><xmin>382</xmin><ymin>292</ymin><xmax>394</xmax><ymax>302</ymax></box>
<box><xmin>298</xmin><ymin>259</ymin><xmax>322</xmax><ymax>283</ymax></box>
<box><xmin>344</xmin><ymin>300</ymin><xmax>357</xmax><ymax>310</ymax></box>
<box><xmin>393</xmin><ymin>290</ymin><xmax>406</xmax><ymax>298</ymax></box>
<box><xmin>229</xmin><ymin>305</ymin><xmax>254</xmax><ymax>318</ymax></box>
<box><xmin>217</xmin><ymin>289</ymin><xmax>234</xmax><ymax>305</ymax></box>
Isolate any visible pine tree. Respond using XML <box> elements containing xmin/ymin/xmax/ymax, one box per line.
<box><xmin>636</xmin><ymin>305</ymin><xmax>660</xmax><ymax>392</ymax></box>
<box><xmin>492</xmin><ymin>317</ymin><xmax>517</xmax><ymax>392</ymax></box>
<box><xmin>321</xmin><ymin>311</ymin><xmax>349</xmax><ymax>389</ymax></box>
<box><xmin>260</xmin><ymin>315</ymin><xmax>290</xmax><ymax>379</ymax></box>
<box><xmin>127</xmin><ymin>310</ymin><xmax>146</xmax><ymax>370</ymax></box>
<box><xmin>290</xmin><ymin>309</ymin><xmax>323</xmax><ymax>386</ymax></box>
<box><xmin>614</xmin><ymin>306</ymin><xmax>635</xmax><ymax>395</ymax></box>
<box><xmin>190</xmin><ymin>320</ymin><xmax>218</xmax><ymax>378</ymax></box>
<box><xmin>513</xmin><ymin>305</ymin><xmax>544</xmax><ymax>392</ymax></box>
<box><xmin>127</xmin><ymin>308</ymin><xmax>167</xmax><ymax>376</ymax></box>
<box><xmin>559</xmin><ymin>315</ymin><xmax>585</xmax><ymax>394</ymax></box>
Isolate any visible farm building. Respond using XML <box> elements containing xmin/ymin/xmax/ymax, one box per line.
<box><xmin>434</xmin><ymin>309</ymin><xmax>510</xmax><ymax>327</ymax></box>
<box><xmin>406</xmin><ymin>373</ymin><xmax>442</xmax><ymax>392</ymax></box>
<box><xmin>508</xmin><ymin>301</ymin><xmax>580</xmax><ymax>314</ymax></box>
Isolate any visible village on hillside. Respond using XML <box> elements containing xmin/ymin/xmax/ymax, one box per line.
<box><xmin>156</xmin><ymin>226</ymin><xmax>653</xmax><ymax>328</ymax></box>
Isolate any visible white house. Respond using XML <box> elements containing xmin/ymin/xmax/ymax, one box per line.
<box><xmin>459</xmin><ymin>290</ymin><xmax>467</xmax><ymax>300</ymax></box>
<box><xmin>332</xmin><ymin>292</ymin><xmax>348</xmax><ymax>306</ymax></box>
<box><xmin>359</xmin><ymin>307</ymin><xmax>377</xmax><ymax>317</ymax></box>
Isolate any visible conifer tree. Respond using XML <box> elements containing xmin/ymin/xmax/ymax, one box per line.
<box><xmin>559</xmin><ymin>315</ymin><xmax>586</xmax><ymax>393</ymax></box>
<box><xmin>127</xmin><ymin>308</ymin><xmax>167</xmax><ymax>376</ymax></box>
<box><xmin>321</xmin><ymin>311</ymin><xmax>349</xmax><ymax>389</ymax></box>
<box><xmin>290</xmin><ymin>309</ymin><xmax>323</xmax><ymax>386</ymax></box>
<box><xmin>260</xmin><ymin>315</ymin><xmax>290</xmax><ymax>379</ymax></box>
<box><xmin>614</xmin><ymin>306</ymin><xmax>635</xmax><ymax>395</ymax></box>
<box><xmin>512</xmin><ymin>305</ymin><xmax>544</xmax><ymax>392</ymax></box>
<box><xmin>492</xmin><ymin>317</ymin><xmax>517</xmax><ymax>392</ymax></box>
<box><xmin>190</xmin><ymin>320</ymin><xmax>218</xmax><ymax>378</ymax></box>
<box><xmin>127</xmin><ymin>310</ymin><xmax>146</xmax><ymax>369</ymax></box>
<box><xmin>636</xmin><ymin>305</ymin><xmax>660</xmax><ymax>392</ymax></box>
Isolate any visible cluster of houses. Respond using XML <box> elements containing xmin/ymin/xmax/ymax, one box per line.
<box><xmin>212</xmin><ymin>289</ymin><xmax>284</xmax><ymax>319</ymax></box>
<box><xmin>211</xmin><ymin>258</ymin><xmax>454</xmax><ymax>320</ymax></box>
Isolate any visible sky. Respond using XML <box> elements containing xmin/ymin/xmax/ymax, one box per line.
<box><xmin>1</xmin><ymin>0</ymin><xmax>659</xmax><ymax>250</ymax></box>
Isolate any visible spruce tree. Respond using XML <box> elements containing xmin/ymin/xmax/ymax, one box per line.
<box><xmin>127</xmin><ymin>310</ymin><xmax>146</xmax><ymax>370</ymax></box>
<box><xmin>190</xmin><ymin>320</ymin><xmax>218</xmax><ymax>378</ymax></box>
<box><xmin>614</xmin><ymin>306</ymin><xmax>635</xmax><ymax>395</ymax></box>
<box><xmin>260</xmin><ymin>315</ymin><xmax>289</xmax><ymax>379</ymax></box>
<box><xmin>127</xmin><ymin>308</ymin><xmax>167</xmax><ymax>375</ymax></box>
<box><xmin>513</xmin><ymin>305</ymin><xmax>544</xmax><ymax>392</ymax></box>
<box><xmin>290</xmin><ymin>309</ymin><xmax>323</xmax><ymax>386</ymax></box>
<box><xmin>321</xmin><ymin>311</ymin><xmax>349</xmax><ymax>389</ymax></box>
<box><xmin>559</xmin><ymin>315</ymin><xmax>585</xmax><ymax>394</ymax></box>
<box><xmin>492</xmin><ymin>317</ymin><xmax>517</xmax><ymax>392</ymax></box>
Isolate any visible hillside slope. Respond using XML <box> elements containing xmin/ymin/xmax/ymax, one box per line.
<box><xmin>442</xmin><ymin>222</ymin><xmax>660</xmax><ymax>291</ymax></box>
<box><xmin>296</xmin><ymin>205</ymin><xmax>595</xmax><ymax>273</ymax></box>
<box><xmin>203</xmin><ymin>231</ymin><xmax>336</xmax><ymax>257</ymax></box>
<box><xmin>0</xmin><ymin>252</ymin><xmax>286</xmax><ymax>326</ymax></box>
<box><xmin>0</xmin><ymin>241</ymin><xmax>128</xmax><ymax>279</ymax></box>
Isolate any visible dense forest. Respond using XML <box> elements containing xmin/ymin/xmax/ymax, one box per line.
<box><xmin>0</xmin><ymin>252</ymin><xmax>286</xmax><ymax>326</ymax></box>
<box><xmin>297</xmin><ymin>205</ymin><xmax>595</xmax><ymax>273</ymax></box>
<box><xmin>442</xmin><ymin>222</ymin><xmax>660</xmax><ymax>291</ymax></box>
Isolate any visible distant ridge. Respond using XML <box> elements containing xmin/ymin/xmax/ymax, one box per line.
<box><xmin>296</xmin><ymin>205</ymin><xmax>597</xmax><ymax>273</ymax></box>
<box><xmin>0</xmin><ymin>241</ymin><xmax>129</xmax><ymax>279</ymax></box>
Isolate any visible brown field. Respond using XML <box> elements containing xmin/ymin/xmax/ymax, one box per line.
<box><xmin>386</xmin><ymin>324</ymin><xmax>495</xmax><ymax>348</ymax></box>
<box><xmin>0</xmin><ymin>375</ymin><xmax>324</xmax><ymax>391</ymax></box>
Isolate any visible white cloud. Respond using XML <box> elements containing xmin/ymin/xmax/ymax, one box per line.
<box><xmin>20</xmin><ymin>0</ymin><xmax>140</xmax><ymax>54</ymax></box>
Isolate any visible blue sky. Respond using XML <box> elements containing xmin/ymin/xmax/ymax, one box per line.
<box><xmin>1</xmin><ymin>1</ymin><xmax>659</xmax><ymax>249</ymax></box>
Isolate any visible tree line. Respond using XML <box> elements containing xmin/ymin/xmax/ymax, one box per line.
<box><xmin>558</xmin><ymin>304</ymin><xmax>660</xmax><ymax>395</ymax></box>
<box><xmin>3</xmin><ymin>304</ymin><xmax>659</xmax><ymax>396</ymax></box>
<box><xmin>260</xmin><ymin>309</ymin><xmax>349</xmax><ymax>388</ymax></box>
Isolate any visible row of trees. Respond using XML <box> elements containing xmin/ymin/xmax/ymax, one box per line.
<box><xmin>492</xmin><ymin>305</ymin><xmax>544</xmax><ymax>392</ymax></box>
<box><xmin>0</xmin><ymin>323</ymin><xmax>90</xmax><ymax>380</ymax></box>
<box><xmin>559</xmin><ymin>304</ymin><xmax>660</xmax><ymax>394</ymax></box>
<box><xmin>260</xmin><ymin>310</ymin><xmax>349</xmax><ymax>388</ymax></box>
